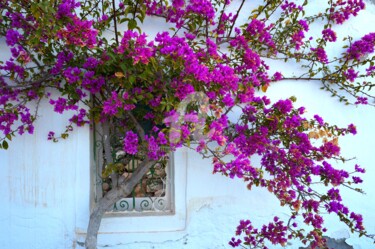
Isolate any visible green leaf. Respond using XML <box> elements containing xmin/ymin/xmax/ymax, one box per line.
<box><xmin>128</xmin><ymin>19</ymin><xmax>137</xmax><ymax>30</ymax></box>
<box><xmin>120</xmin><ymin>63</ymin><xmax>127</xmax><ymax>73</ymax></box>
<box><xmin>129</xmin><ymin>75</ymin><xmax>136</xmax><ymax>84</ymax></box>
<box><xmin>2</xmin><ymin>140</ymin><xmax>9</xmax><ymax>150</ymax></box>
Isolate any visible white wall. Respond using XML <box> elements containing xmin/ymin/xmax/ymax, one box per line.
<box><xmin>0</xmin><ymin>98</ymin><xmax>90</xmax><ymax>249</ymax></box>
<box><xmin>1</xmin><ymin>1</ymin><xmax>375</xmax><ymax>249</ymax></box>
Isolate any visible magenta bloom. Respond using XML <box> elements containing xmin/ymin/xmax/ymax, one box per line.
<box><xmin>355</xmin><ymin>97</ymin><xmax>368</xmax><ymax>105</ymax></box>
<box><xmin>344</xmin><ymin>69</ymin><xmax>358</xmax><ymax>82</ymax></box>
<box><xmin>322</xmin><ymin>28</ymin><xmax>337</xmax><ymax>42</ymax></box>
<box><xmin>347</xmin><ymin>33</ymin><xmax>375</xmax><ymax>60</ymax></box>
<box><xmin>5</xmin><ymin>29</ymin><xmax>22</xmax><ymax>46</ymax></box>
<box><xmin>273</xmin><ymin>72</ymin><xmax>283</xmax><ymax>81</ymax></box>
<box><xmin>49</xmin><ymin>97</ymin><xmax>67</xmax><ymax>114</ymax></box>
<box><xmin>298</xmin><ymin>19</ymin><xmax>309</xmax><ymax>31</ymax></box>
<box><xmin>123</xmin><ymin>131</ymin><xmax>139</xmax><ymax>155</ymax></box>
<box><xmin>311</xmin><ymin>47</ymin><xmax>328</xmax><ymax>64</ymax></box>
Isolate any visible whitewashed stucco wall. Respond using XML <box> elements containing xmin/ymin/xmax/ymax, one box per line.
<box><xmin>1</xmin><ymin>1</ymin><xmax>375</xmax><ymax>249</ymax></box>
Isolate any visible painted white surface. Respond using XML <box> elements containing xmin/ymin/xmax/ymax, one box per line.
<box><xmin>1</xmin><ymin>1</ymin><xmax>375</xmax><ymax>249</ymax></box>
<box><xmin>0</xmin><ymin>97</ymin><xmax>90</xmax><ymax>249</ymax></box>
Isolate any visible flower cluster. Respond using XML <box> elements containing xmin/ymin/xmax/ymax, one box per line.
<box><xmin>322</xmin><ymin>28</ymin><xmax>337</xmax><ymax>42</ymax></box>
<box><xmin>56</xmin><ymin>0</ymin><xmax>98</xmax><ymax>48</ymax></box>
<box><xmin>57</xmin><ymin>16</ymin><xmax>98</xmax><ymax>48</ymax></box>
<box><xmin>344</xmin><ymin>68</ymin><xmax>358</xmax><ymax>82</ymax></box>
<box><xmin>0</xmin><ymin>0</ymin><xmax>373</xmax><ymax>248</ymax></box>
<box><xmin>230</xmin><ymin>218</ymin><xmax>288</xmax><ymax>248</ymax></box>
<box><xmin>246</xmin><ymin>19</ymin><xmax>275</xmax><ymax>50</ymax></box>
<box><xmin>117</xmin><ymin>30</ymin><xmax>155</xmax><ymax>65</ymax></box>
<box><xmin>123</xmin><ymin>131</ymin><xmax>139</xmax><ymax>155</ymax></box>
<box><xmin>347</xmin><ymin>33</ymin><xmax>375</xmax><ymax>60</ymax></box>
<box><xmin>311</xmin><ymin>47</ymin><xmax>329</xmax><ymax>64</ymax></box>
<box><xmin>330</xmin><ymin>0</ymin><xmax>365</xmax><ymax>24</ymax></box>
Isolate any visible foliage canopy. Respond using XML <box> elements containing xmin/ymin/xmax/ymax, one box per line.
<box><xmin>1</xmin><ymin>0</ymin><xmax>374</xmax><ymax>248</ymax></box>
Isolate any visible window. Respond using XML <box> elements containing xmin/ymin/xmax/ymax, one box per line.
<box><xmin>91</xmin><ymin>123</ymin><xmax>174</xmax><ymax>215</ymax></box>
<box><xmin>87</xmin><ymin>123</ymin><xmax>187</xmax><ymax>236</ymax></box>
<box><xmin>73</xmin><ymin>123</ymin><xmax>186</xmax><ymax>243</ymax></box>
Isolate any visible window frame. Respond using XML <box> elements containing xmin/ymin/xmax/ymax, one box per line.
<box><xmin>88</xmin><ymin>124</ymin><xmax>188</xmax><ymax>234</ymax></box>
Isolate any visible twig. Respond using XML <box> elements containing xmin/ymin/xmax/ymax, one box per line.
<box><xmin>126</xmin><ymin>111</ymin><xmax>146</xmax><ymax>141</ymax></box>
<box><xmin>112</xmin><ymin>0</ymin><xmax>119</xmax><ymax>46</ymax></box>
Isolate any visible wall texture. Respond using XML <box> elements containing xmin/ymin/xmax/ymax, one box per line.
<box><xmin>1</xmin><ymin>1</ymin><xmax>375</xmax><ymax>249</ymax></box>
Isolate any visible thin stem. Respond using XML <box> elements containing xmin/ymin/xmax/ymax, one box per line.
<box><xmin>112</xmin><ymin>0</ymin><xmax>119</xmax><ymax>46</ymax></box>
<box><xmin>227</xmin><ymin>0</ymin><xmax>246</xmax><ymax>38</ymax></box>
<box><xmin>127</xmin><ymin>111</ymin><xmax>146</xmax><ymax>141</ymax></box>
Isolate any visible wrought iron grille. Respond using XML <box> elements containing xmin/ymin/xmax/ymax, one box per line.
<box><xmin>92</xmin><ymin>123</ymin><xmax>173</xmax><ymax>214</ymax></box>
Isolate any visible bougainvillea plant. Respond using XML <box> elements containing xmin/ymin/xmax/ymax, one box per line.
<box><xmin>1</xmin><ymin>0</ymin><xmax>374</xmax><ymax>248</ymax></box>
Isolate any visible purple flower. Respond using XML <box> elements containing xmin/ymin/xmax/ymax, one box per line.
<box><xmin>347</xmin><ymin>33</ymin><xmax>375</xmax><ymax>60</ymax></box>
<box><xmin>1</xmin><ymin>61</ymin><xmax>25</xmax><ymax>78</ymax></box>
<box><xmin>157</xmin><ymin>132</ymin><xmax>168</xmax><ymax>145</ymax></box>
<box><xmin>273</xmin><ymin>72</ymin><xmax>283</xmax><ymax>81</ymax></box>
<box><xmin>28</xmin><ymin>125</ymin><xmax>34</xmax><ymax>134</ymax></box>
<box><xmin>327</xmin><ymin>188</ymin><xmax>342</xmax><ymax>201</ymax></box>
<box><xmin>57</xmin><ymin>16</ymin><xmax>98</xmax><ymax>48</ymax></box>
<box><xmin>246</xmin><ymin>19</ymin><xmax>275</xmax><ymax>49</ymax></box>
<box><xmin>27</xmin><ymin>90</ymin><xmax>38</xmax><ymax>100</ymax></box>
<box><xmin>313</xmin><ymin>115</ymin><xmax>324</xmax><ymax>126</ymax></box>
<box><xmin>344</xmin><ymin>69</ymin><xmax>358</xmax><ymax>82</ymax></box>
<box><xmin>49</xmin><ymin>97</ymin><xmax>67</xmax><ymax>114</ymax></box>
<box><xmin>298</xmin><ymin>106</ymin><xmax>305</xmax><ymax>114</ymax></box>
<box><xmin>291</xmin><ymin>30</ymin><xmax>305</xmax><ymax>50</ymax></box>
<box><xmin>82</xmin><ymin>71</ymin><xmax>104</xmax><ymax>94</ymax></box>
<box><xmin>144</xmin><ymin>112</ymin><xmax>155</xmax><ymax>120</ymax></box>
<box><xmin>355</xmin><ymin>164</ymin><xmax>365</xmax><ymax>173</ymax></box>
<box><xmin>56</xmin><ymin>0</ymin><xmax>79</xmax><ymax>19</ymax></box>
<box><xmin>185</xmin><ymin>33</ymin><xmax>196</xmax><ymax>40</ymax></box>
<box><xmin>5</xmin><ymin>29</ymin><xmax>22</xmax><ymax>46</ymax></box>
<box><xmin>123</xmin><ymin>131</ymin><xmax>138</xmax><ymax>155</ymax></box>
<box><xmin>69</xmin><ymin>108</ymin><xmax>88</xmax><ymax>126</ymax></box>
<box><xmin>331</xmin><ymin>0</ymin><xmax>365</xmax><ymax>24</ymax></box>
<box><xmin>347</xmin><ymin>124</ymin><xmax>357</xmax><ymax>135</ymax></box>
<box><xmin>100</xmin><ymin>14</ymin><xmax>108</xmax><ymax>21</ymax></box>
<box><xmin>273</xmin><ymin>99</ymin><xmax>293</xmax><ymax>114</ymax></box>
<box><xmin>186</xmin><ymin>0</ymin><xmax>215</xmax><ymax>21</ymax></box>
<box><xmin>355</xmin><ymin>97</ymin><xmax>368</xmax><ymax>105</ymax></box>
<box><xmin>172</xmin><ymin>0</ymin><xmax>185</xmax><ymax>8</ymax></box>
<box><xmin>63</xmin><ymin>67</ymin><xmax>81</xmax><ymax>83</ymax></box>
<box><xmin>145</xmin><ymin>135</ymin><xmax>161</xmax><ymax>160</ymax></box>
<box><xmin>352</xmin><ymin>176</ymin><xmax>363</xmax><ymax>184</ymax></box>
<box><xmin>322</xmin><ymin>28</ymin><xmax>337</xmax><ymax>42</ymax></box>
<box><xmin>302</xmin><ymin>200</ymin><xmax>320</xmax><ymax>212</ymax></box>
<box><xmin>366</xmin><ymin>65</ymin><xmax>375</xmax><ymax>75</ymax></box>
<box><xmin>311</xmin><ymin>47</ymin><xmax>328</xmax><ymax>64</ymax></box>
<box><xmin>350</xmin><ymin>212</ymin><xmax>364</xmax><ymax>230</ymax></box>
<box><xmin>102</xmin><ymin>91</ymin><xmax>122</xmax><ymax>115</ymax></box>
<box><xmin>298</xmin><ymin>19</ymin><xmax>309</xmax><ymax>31</ymax></box>
<box><xmin>320</xmin><ymin>142</ymin><xmax>340</xmax><ymax>158</ymax></box>
<box><xmin>222</xmin><ymin>94</ymin><xmax>234</xmax><ymax>107</ymax></box>
<box><xmin>47</xmin><ymin>131</ymin><xmax>55</xmax><ymax>140</ymax></box>
<box><xmin>83</xmin><ymin>57</ymin><xmax>99</xmax><ymax>69</ymax></box>
<box><xmin>229</xmin><ymin>237</ymin><xmax>242</xmax><ymax>247</ymax></box>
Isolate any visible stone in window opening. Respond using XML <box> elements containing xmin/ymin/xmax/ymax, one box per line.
<box><xmin>92</xmin><ymin>123</ymin><xmax>174</xmax><ymax>214</ymax></box>
<box><xmin>104</xmin><ymin>155</ymin><xmax>173</xmax><ymax>213</ymax></box>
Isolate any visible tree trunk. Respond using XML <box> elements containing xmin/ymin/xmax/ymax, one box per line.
<box><xmin>85</xmin><ymin>159</ymin><xmax>155</xmax><ymax>249</ymax></box>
